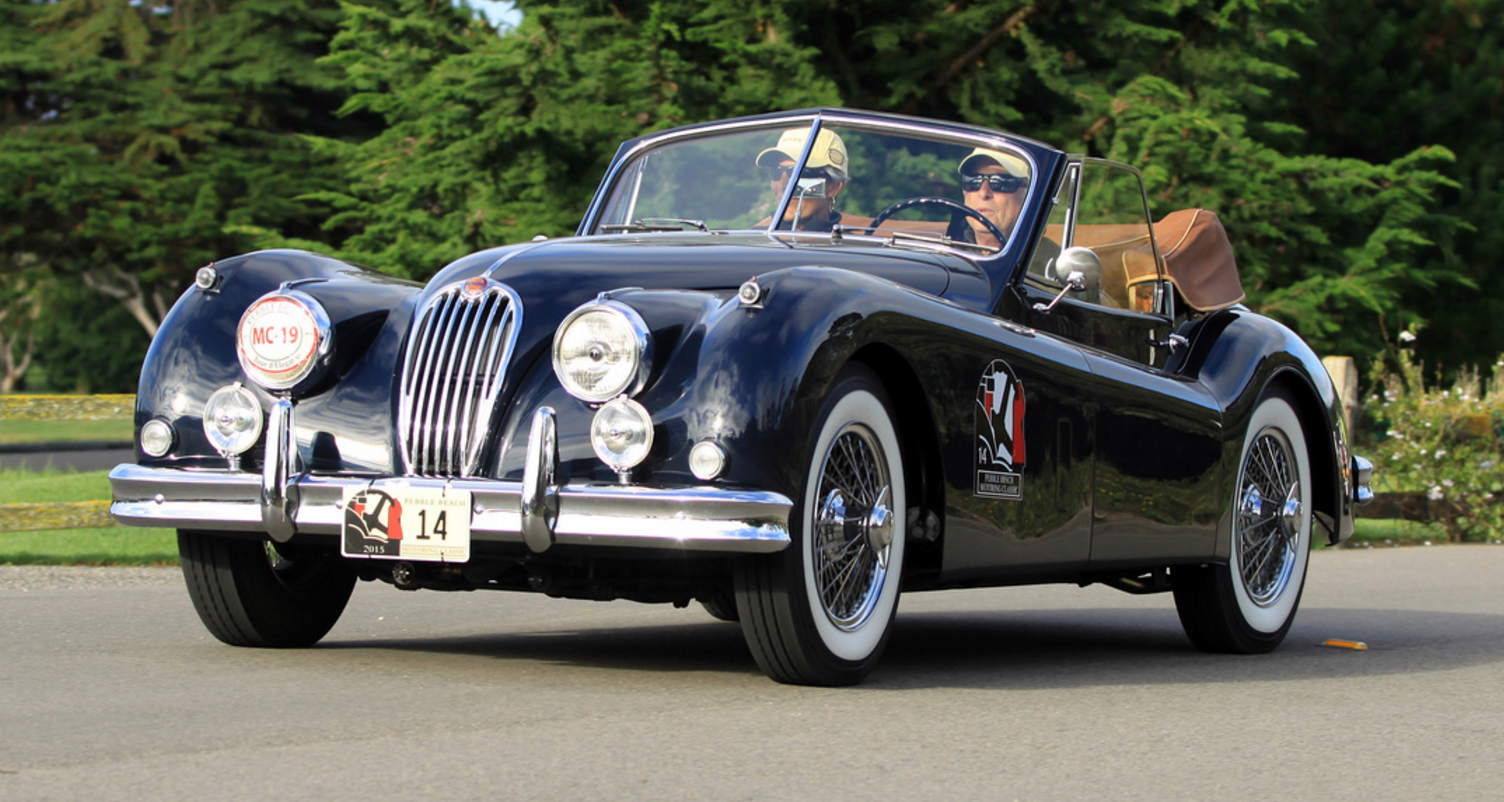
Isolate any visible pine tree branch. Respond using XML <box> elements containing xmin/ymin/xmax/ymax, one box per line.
<box><xmin>897</xmin><ymin>5</ymin><xmax>1036</xmax><ymax>116</ymax></box>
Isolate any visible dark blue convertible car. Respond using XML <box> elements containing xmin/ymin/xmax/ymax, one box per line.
<box><xmin>110</xmin><ymin>108</ymin><xmax>1373</xmax><ymax>685</ymax></box>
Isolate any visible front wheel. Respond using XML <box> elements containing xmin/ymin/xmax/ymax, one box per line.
<box><xmin>735</xmin><ymin>365</ymin><xmax>906</xmax><ymax>685</ymax></box>
<box><xmin>1173</xmin><ymin>389</ymin><xmax>1312</xmax><ymax>653</ymax></box>
<box><xmin>179</xmin><ymin>530</ymin><xmax>356</xmax><ymax>648</ymax></box>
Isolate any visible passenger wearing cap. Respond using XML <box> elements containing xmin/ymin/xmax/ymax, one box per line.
<box><xmin>955</xmin><ymin>147</ymin><xmax>1030</xmax><ymax>248</ymax></box>
<box><xmin>756</xmin><ymin>128</ymin><xmax>850</xmax><ymax>232</ymax></box>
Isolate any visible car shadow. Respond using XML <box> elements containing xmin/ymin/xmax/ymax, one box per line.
<box><xmin>317</xmin><ymin>604</ymin><xmax>1504</xmax><ymax>689</ymax></box>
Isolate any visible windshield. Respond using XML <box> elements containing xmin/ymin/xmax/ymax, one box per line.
<box><xmin>590</xmin><ymin>121</ymin><xmax>1038</xmax><ymax>253</ymax></box>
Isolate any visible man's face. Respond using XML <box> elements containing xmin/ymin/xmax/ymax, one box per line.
<box><xmin>962</xmin><ymin>162</ymin><xmax>1026</xmax><ymax>245</ymax></box>
<box><xmin>770</xmin><ymin>159</ymin><xmax>842</xmax><ymax>226</ymax></box>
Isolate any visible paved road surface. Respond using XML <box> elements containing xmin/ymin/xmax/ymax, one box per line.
<box><xmin>0</xmin><ymin>446</ymin><xmax>130</xmax><ymax>473</ymax></box>
<box><xmin>3</xmin><ymin>546</ymin><xmax>1502</xmax><ymax>800</ymax></box>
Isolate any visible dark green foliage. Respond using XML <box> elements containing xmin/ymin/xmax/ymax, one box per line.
<box><xmin>308</xmin><ymin>0</ymin><xmax>841</xmax><ymax>277</ymax></box>
<box><xmin>32</xmin><ymin>281</ymin><xmax>149</xmax><ymax>393</ymax></box>
<box><xmin>1266</xmin><ymin>0</ymin><xmax>1504</xmax><ymax>376</ymax></box>
<box><xmin>0</xmin><ymin>0</ymin><xmax>388</xmax><ymax>365</ymax></box>
<box><xmin>1</xmin><ymin>0</ymin><xmax>1499</xmax><ymax>382</ymax></box>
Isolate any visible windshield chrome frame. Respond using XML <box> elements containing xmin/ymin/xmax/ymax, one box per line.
<box><xmin>577</xmin><ymin>111</ymin><xmax>1044</xmax><ymax>261</ymax></box>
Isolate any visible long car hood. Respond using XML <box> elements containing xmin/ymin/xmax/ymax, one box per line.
<box><xmin>423</xmin><ymin>232</ymin><xmax>975</xmax><ymax>312</ymax></box>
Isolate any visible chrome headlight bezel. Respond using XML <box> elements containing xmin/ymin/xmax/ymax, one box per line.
<box><xmin>236</xmin><ymin>289</ymin><xmax>334</xmax><ymax>393</ymax></box>
<box><xmin>590</xmin><ymin>396</ymin><xmax>655</xmax><ymax>471</ymax></box>
<box><xmin>551</xmin><ymin>300</ymin><xmax>652</xmax><ymax>404</ymax></box>
<box><xmin>203</xmin><ymin>383</ymin><xmax>264</xmax><ymax>456</ymax></box>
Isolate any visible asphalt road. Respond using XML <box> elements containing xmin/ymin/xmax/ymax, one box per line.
<box><xmin>3</xmin><ymin>546</ymin><xmax>1502</xmax><ymax>801</ymax></box>
<box><xmin>0</xmin><ymin>446</ymin><xmax>131</xmax><ymax>473</ymax></box>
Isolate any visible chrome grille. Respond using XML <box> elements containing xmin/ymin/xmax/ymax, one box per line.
<box><xmin>398</xmin><ymin>280</ymin><xmax>522</xmax><ymax>477</ymax></box>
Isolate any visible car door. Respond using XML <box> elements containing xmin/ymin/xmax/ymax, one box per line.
<box><xmin>1015</xmin><ymin>159</ymin><xmax>1226</xmax><ymax>566</ymax></box>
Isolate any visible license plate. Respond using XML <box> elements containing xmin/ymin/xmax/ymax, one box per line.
<box><xmin>341</xmin><ymin>485</ymin><xmax>471</xmax><ymax>562</ymax></box>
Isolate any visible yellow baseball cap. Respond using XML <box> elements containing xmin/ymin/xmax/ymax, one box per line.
<box><xmin>756</xmin><ymin>127</ymin><xmax>850</xmax><ymax>178</ymax></box>
<box><xmin>958</xmin><ymin>147</ymin><xmax>1029</xmax><ymax>178</ymax></box>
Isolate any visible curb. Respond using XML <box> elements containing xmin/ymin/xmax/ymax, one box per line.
<box><xmin>0</xmin><ymin>441</ymin><xmax>133</xmax><ymax>454</ymax></box>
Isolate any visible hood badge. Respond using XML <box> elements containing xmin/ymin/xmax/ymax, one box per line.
<box><xmin>462</xmin><ymin>277</ymin><xmax>488</xmax><ymax>299</ymax></box>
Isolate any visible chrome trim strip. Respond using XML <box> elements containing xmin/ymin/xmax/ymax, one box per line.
<box><xmin>109</xmin><ymin>464</ymin><xmax>793</xmax><ymax>554</ymax></box>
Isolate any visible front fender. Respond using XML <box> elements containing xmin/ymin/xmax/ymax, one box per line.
<box><xmin>134</xmin><ymin>250</ymin><xmax>420</xmax><ymax>471</ymax></box>
<box><xmin>493</xmin><ymin>267</ymin><xmax>929</xmax><ymax>501</ymax></box>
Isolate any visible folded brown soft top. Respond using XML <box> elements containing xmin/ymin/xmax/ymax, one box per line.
<box><xmin>1151</xmin><ymin>208</ymin><xmax>1245</xmax><ymax>313</ymax></box>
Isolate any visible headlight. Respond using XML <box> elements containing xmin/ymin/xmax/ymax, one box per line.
<box><xmin>203</xmin><ymin>384</ymin><xmax>264</xmax><ymax>456</ymax></box>
<box><xmin>591</xmin><ymin>397</ymin><xmax>654</xmax><ymax>471</ymax></box>
<box><xmin>552</xmin><ymin>301</ymin><xmax>651</xmax><ymax>403</ymax></box>
<box><xmin>237</xmin><ymin>290</ymin><xmax>332</xmax><ymax>392</ymax></box>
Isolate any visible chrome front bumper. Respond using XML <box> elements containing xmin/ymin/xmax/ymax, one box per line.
<box><xmin>110</xmin><ymin>407</ymin><xmax>792</xmax><ymax>555</ymax></box>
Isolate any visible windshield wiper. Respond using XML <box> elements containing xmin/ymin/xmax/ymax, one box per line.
<box><xmin>602</xmin><ymin>217</ymin><xmax>709</xmax><ymax>233</ymax></box>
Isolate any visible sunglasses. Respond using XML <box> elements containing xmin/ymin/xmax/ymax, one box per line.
<box><xmin>961</xmin><ymin>173</ymin><xmax>1027</xmax><ymax>194</ymax></box>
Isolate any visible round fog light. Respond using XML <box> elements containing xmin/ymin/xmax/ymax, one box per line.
<box><xmin>140</xmin><ymin>419</ymin><xmax>176</xmax><ymax>457</ymax></box>
<box><xmin>591</xmin><ymin>397</ymin><xmax>654</xmax><ymax>472</ymax></box>
<box><xmin>203</xmin><ymin>384</ymin><xmax>264</xmax><ymax>456</ymax></box>
<box><xmin>688</xmin><ymin>441</ymin><xmax>726</xmax><ymax>481</ymax></box>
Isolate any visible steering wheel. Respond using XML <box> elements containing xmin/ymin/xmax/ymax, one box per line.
<box><xmin>867</xmin><ymin>196</ymin><xmax>1007</xmax><ymax>247</ymax></box>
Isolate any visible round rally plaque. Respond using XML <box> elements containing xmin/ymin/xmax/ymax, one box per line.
<box><xmin>237</xmin><ymin>292</ymin><xmax>330</xmax><ymax>390</ymax></box>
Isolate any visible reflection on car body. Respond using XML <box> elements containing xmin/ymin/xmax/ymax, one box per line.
<box><xmin>110</xmin><ymin>108</ymin><xmax>1373</xmax><ymax>686</ymax></box>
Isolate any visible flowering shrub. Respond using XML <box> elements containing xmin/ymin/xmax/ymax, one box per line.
<box><xmin>1361</xmin><ymin>333</ymin><xmax>1504</xmax><ymax>541</ymax></box>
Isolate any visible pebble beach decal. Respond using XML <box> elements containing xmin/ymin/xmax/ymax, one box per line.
<box><xmin>976</xmin><ymin>359</ymin><xmax>1025</xmax><ymax>500</ymax></box>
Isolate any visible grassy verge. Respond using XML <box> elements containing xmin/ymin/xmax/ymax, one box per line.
<box><xmin>1345</xmin><ymin>517</ymin><xmax>1451</xmax><ymax>547</ymax></box>
<box><xmin>0</xmin><ymin>419</ymin><xmax>133</xmax><ymax>445</ymax></box>
<box><xmin>0</xmin><ymin>467</ymin><xmax>175</xmax><ymax>565</ymax></box>
<box><xmin>0</xmin><ymin>528</ymin><xmax>178</xmax><ymax>566</ymax></box>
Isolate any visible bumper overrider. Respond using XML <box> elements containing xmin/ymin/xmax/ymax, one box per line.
<box><xmin>110</xmin><ymin>406</ymin><xmax>793</xmax><ymax>556</ymax></box>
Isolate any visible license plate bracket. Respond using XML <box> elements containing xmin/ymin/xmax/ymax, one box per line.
<box><xmin>340</xmin><ymin>484</ymin><xmax>471</xmax><ymax>562</ymax></box>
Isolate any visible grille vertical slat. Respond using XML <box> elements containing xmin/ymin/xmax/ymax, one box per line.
<box><xmin>440</xmin><ymin>300</ymin><xmax>484</xmax><ymax>473</ymax></box>
<box><xmin>453</xmin><ymin>297</ymin><xmax>497</xmax><ymax>470</ymax></box>
<box><xmin>397</xmin><ymin>280</ymin><xmax>523</xmax><ymax>477</ymax></box>
<box><xmin>417</xmin><ymin>297</ymin><xmax>463</xmax><ymax>472</ymax></box>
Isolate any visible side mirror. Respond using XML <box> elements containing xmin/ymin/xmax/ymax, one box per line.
<box><xmin>1033</xmin><ymin>247</ymin><xmax>1103</xmax><ymax>314</ymax></box>
<box><xmin>795</xmin><ymin>177</ymin><xmax>828</xmax><ymax>198</ymax></box>
<box><xmin>1054</xmin><ymin>246</ymin><xmax>1102</xmax><ymax>302</ymax></box>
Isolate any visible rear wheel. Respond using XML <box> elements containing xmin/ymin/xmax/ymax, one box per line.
<box><xmin>699</xmin><ymin>590</ymin><xmax>740</xmax><ymax>623</ymax></box>
<box><xmin>735</xmin><ymin>366</ymin><xmax>905</xmax><ymax>685</ymax></box>
<box><xmin>1174</xmin><ymin>389</ymin><xmax>1311</xmax><ymax>653</ymax></box>
<box><xmin>179</xmin><ymin>530</ymin><xmax>356</xmax><ymax>648</ymax></box>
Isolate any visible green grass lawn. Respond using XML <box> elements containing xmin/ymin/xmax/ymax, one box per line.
<box><xmin>0</xmin><ymin>468</ymin><xmax>175</xmax><ymax>565</ymax></box>
<box><xmin>0</xmin><ymin>419</ymin><xmax>134</xmax><ymax>445</ymax></box>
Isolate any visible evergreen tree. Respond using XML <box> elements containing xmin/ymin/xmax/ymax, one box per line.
<box><xmin>319</xmin><ymin>0</ymin><xmax>1461</xmax><ymax>360</ymax></box>
<box><xmin>0</xmin><ymin>0</ymin><xmax>382</xmax><ymax>360</ymax></box>
<box><xmin>1268</xmin><ymin>0</ymin><xmax>1503</xmax><ymax>375</ymax></box>
<box><xmin>309</xmin><ymin>0</ymin><xmax>840</xmax><ymax>276</ymax></box>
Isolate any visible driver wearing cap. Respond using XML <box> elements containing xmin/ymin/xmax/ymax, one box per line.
<box><xmin>956</xmin><ymin>147</ymin><xmax>1030</xmax><ymax>248</ymax></box>
<box><xmin>756</xmin><ymin>128</ymin><xmax>850</xmax><ymax>232</ymax></box>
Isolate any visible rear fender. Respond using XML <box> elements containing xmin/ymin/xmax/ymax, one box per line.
<box><xmin>1175</xmin><ymin>308</ymin><xmax>1353</xmax><ymax>548</ymax></box>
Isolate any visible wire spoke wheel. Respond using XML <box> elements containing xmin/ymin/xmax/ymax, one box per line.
<box><xmin>812</xmin><ymin>425</ymin><xmax>892</xmax><ymax>630</ymax></box>
<box><xmin>1174</xmin><ymin>389</ymin><xmax>1311</xmax><ymax>653</ymax></box>
<box><xmin>1237</xmin><ymin>428</ymin><xmax>1301</xmax><ymax>607</ymax></box>
<box><xmin>734</xmin><ymin>365</ymin><xmax>905</xmax><ymax>685</ymax></box>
